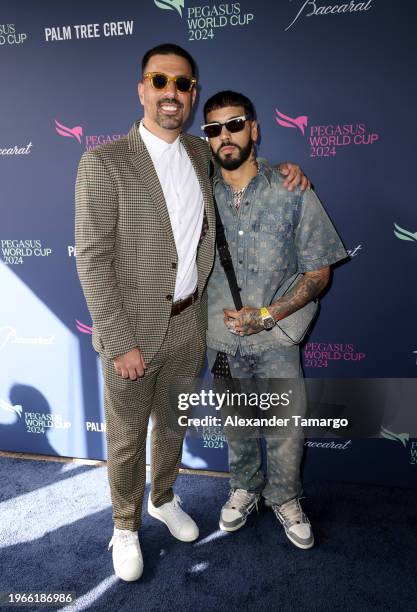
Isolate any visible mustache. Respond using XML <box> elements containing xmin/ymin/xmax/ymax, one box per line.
<box><xmin>218</xmin><ymin>141</ymin><xmax>240</xmax><ymax>153</ymax></box>
<box><xmin>157</xmin><ymin>97</ymin><xmax>183</xmax><ymax>109</ymax></box>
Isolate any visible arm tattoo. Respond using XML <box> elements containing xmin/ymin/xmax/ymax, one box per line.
<box><xmin>268</xmin><ymin>268</ymin><xmax>330</xmax><ymax>322</ymax></box>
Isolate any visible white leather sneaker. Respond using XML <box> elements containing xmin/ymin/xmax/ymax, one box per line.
<box><xmin>147</xmin><ymin>494</ymin><xmax>199</xmax><ymax>542</ymax></box>
<box><xmin>108</xmin><ymin>527</ymin><xmax>143</xmax><ymax>581</ymax></box>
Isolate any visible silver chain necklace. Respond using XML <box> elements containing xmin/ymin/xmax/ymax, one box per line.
<box><xmin>232</xmin><ymin>186</ymin><xmax>246</xmax><ymax>211</ymax></box>
<box><xmin>231</xmin><ymin>162</ymin><xmax>259</xmax><ymax>212</ymax></box>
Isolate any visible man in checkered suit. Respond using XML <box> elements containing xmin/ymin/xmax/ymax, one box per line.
<box><xmin>75</xmin><ymin>43</ymin><xmax>307</xmax><ymax>582</ymax></box>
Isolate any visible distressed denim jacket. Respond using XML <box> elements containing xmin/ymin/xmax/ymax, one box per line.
<box><xmin>206</xmin><ymin>159</ymin><xmax>347</xmax><ymax>356</ymax></box>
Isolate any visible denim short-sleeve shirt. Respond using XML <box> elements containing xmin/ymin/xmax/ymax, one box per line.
<box><xmin>206</xmin><ymin>158</ymin><xmax>347</xmax><ymax>356</ymax></box>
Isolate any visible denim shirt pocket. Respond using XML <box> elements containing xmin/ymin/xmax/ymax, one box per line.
<box><xmin>248</xmin><ymin>221</ymin><xmax>293</xmax><ymax>272</ymax></box>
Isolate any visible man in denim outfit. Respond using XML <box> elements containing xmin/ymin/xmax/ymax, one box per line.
<box><xmin>202</xmin><ymin>91</ymin><xmax>347</xmax><ymax>549</ymax></box>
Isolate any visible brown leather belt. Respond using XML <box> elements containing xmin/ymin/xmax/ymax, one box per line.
<box><xmin>171</xmin><ymin>288</ymin><xmax>198</xmax><ymax>316</ymax></box>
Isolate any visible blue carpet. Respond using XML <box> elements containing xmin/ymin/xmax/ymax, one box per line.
<box><xmin>0</xmin><ymin>456</ymin><xmax>416</xmax><ymax>611</ymax></box>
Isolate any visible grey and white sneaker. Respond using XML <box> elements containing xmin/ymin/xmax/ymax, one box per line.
<box><xmin>219</xmin><ymin>488</ymin><xmax>260</xmax><ymax>532</ymax></box>
<box><xmin>272</xmin><ymin>498</ymin><xmax>314</xmax><ymax>549</ymax></box>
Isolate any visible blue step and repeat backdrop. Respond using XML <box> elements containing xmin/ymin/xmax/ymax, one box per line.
<box><xmin>1</xmin><ymin>0</ymin><xmax>416</xmax><ymax>486</ymax></box>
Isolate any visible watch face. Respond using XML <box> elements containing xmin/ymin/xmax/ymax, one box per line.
<box><xmin>263</xmin><ymin>316</ymin><xmax>275</xmax><ymax>330</ymax></box>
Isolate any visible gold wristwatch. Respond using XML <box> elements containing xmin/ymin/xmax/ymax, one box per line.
<box><xmin>260</xmin><ymin>307</ymin><xmax>275</xmax><ymax>330</ymax></box>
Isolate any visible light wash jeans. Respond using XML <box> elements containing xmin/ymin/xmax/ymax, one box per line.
<box><xmin>207</xmin><ymin>345</ymin><xmax>306</xmax><ymax>506</ymax></box>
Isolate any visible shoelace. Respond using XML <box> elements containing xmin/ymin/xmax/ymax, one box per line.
<box><xmin>276</xmin><ymin>499</ymin><xmax>304</xmax><ymax>526</ymax></box>
<box><xmin>163</xmin><ymin>494</ymin><xmax>184</xmax><ymax>516</ymax></box>
<box><xmin>108</xmin><ymin>530</ymin><xmax>138</xmax><ymax>550</ymax></box>
<box><xmin>226</xmin><ymin>488</ymin><xmax>257</xmax><ymax>510</ymax></box>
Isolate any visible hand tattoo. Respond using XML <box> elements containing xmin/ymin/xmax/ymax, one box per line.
<box><xmin>235</xmin><ymin>308</ymin><xmax>263</xmax><ymax>336</ymax></box>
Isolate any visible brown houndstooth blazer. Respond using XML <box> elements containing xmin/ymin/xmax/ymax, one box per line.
<box><xmin>75</xmin><ymin>120</ymin><xmax>215</xmax><ymax>362</ymax></box>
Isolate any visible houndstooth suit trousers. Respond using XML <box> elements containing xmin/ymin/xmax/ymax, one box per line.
<box><xmin>101</xmin><ymin>301</ymin><xmax>206</xmax><ymax>531</ymax></box>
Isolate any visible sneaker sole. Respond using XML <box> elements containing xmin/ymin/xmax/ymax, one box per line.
<box><xmin>114</xmin><ymin>562</ymin><xmax>143</xmax><ymax>582</ymax></box>
<box><xmin>147</xmin><ymin>503</ymin><xmax>199</xmax><ymax>542</ymax></box>
<box><xmin>112</xmin><ymin>550</ymin><xmax>143</xmax><ymax>581</ymax></box>
<box><xmin>284</xmin><ymin>530</ymin><xmax>315</xmax><ymax>550</ymax></box>
<box><xmin>219</xmin><ymin>516</ymin><xmax>248</xmax><ymax>532</ymax></box>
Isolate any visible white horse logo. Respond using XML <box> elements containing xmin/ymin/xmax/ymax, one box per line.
<box><xmin>154</xmin><ymin>0</ymin><xmax>184</xmax><ymax>18</ymax></box>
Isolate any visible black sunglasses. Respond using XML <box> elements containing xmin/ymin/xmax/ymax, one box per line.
<box><xmin>143</xmin><ymin>72</ymin><xmax>197</xmax><ymax>93</ymax></box>
<box><xmin>201</xmin><ymin>115</ymin><xmax>249</xmax><ymax>138</ymax></box>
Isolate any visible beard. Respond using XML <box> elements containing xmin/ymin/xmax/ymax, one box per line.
<box><xmin>213</xmin><ymin>138</ymin><xmax>253</xmax><ymax>170</ymax></box>
<box><xmin>155</xmin><ymin>97</ymin><xmax>184</xmax><ymax>130</ymax></box>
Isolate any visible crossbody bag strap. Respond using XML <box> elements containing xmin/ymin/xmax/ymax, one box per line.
<box><xmin>210</xmin><ymin>162</ymin><xmax>243</xmax><ymax>311</ymax></box>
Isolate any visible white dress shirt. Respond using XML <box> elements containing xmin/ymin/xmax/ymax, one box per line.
<box><xmin>139</xmin><ymin>120</ymin><xmax>204</xmax><ymax>301</ymax></box>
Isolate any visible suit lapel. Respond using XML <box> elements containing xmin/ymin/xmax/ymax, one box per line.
<box><xmin>128</xmin><ymin>121</ymin><xmax>177</xmax><ymax>255</ymax></box>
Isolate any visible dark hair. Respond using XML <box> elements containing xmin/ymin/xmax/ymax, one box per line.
<box><xmin>203</xmin><ymin>90</ymin><xmax>256</xmax><ymax>121</ymax></box>
<box><xmin>141</xmin><ymin>43</ymin><xmax>197</xmax><ymax>77</ymax></box>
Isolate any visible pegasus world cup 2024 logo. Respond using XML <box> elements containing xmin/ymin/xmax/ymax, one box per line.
<box><xmin>153</xmin><ymin>1</ymin><xmax>254</xmax><ymax>41</ymax></box>
<box><xmin>275</xmin><ymin>107</ymin><xmax>379</xmax><ymax>158</ymax></box>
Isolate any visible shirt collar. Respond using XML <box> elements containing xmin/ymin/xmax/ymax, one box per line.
<box><xmin>139</xmin><ymin>119</ymin><xmax>180</xmax><ymax>160</ymax></box>
<box><xmin>257</xmin><ymin>158</ymin><xmax>273</xmax><ymax>186</ymax></box>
